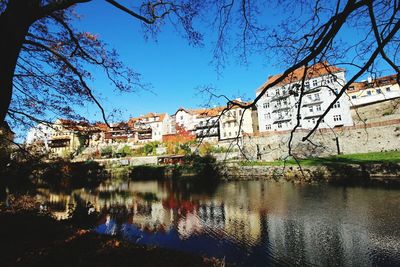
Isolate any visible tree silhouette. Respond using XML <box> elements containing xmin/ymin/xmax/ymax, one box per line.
<box><xmin>0</xmin><ymin>0</ymin><xmax>399</xmax><ymax>149</ymax></box>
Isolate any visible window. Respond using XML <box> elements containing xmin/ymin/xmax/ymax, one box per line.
<box><xmin>266</xmin><ymin>124</ymin><xmax>271</xmax><ymax>130</ymax></box>
<box><xmin>316</xmin><ymin>105</ymin><xmax>322</xmax><ymax>111</ymax></box>
<box><xmin>282</xmin><ymin>89</ymin><xmax>287</xmax><ymax>95</ymax></box>
<box><xmin>351</xmin><ymin>95</ymin><xmax>357</xmax><ymax>99</ymax></box>
<box><xmin>333</xmin><ymin>101</ymin><xmax>341</xmax><ymax>108</ymax></box>
<box><xmin>314</xmin><ymin>93</ymin><xmax>320</xmax><ymax>100</ymax></box>
<box><xmin>312</xmin><ymin>80</ymin><xmax>318</xmax><ymax>87</ymax></box>
<box><xmin>239</xmin><ymin>110</ymin><xmax>242</xmax><ymax>116</ymax></box>
<box><xmin>377</xmin><ymin>89</ymin><xmax>382</xmax><ymax>94</ymax></box>
<box><xmin>275</xmin><ymin>89</ymin><xmax>280</xmax><ymax>96</ymax></box>
<box><xmin>263</xmin><ymin>102</ymin><xmax>269</xmax><ymax>109</ymax></box>
<box><xmin>277</xmin><ymin>123</ymin><xmax>282</xmax><ymax>128</ymax></box>
<box><xmin>305</xmin><ymin>81</ymin><xmax>310</xmax><ymax>89</ymax></box>
<box><xmin>264</xmin><ymin>113</ymin><xmax>271</xmax><ymax>119</ymax></box>
<box><xmin>228</xmin><ymin>132</ymin><xmax>231</xmax><ymax>137</ymax></box>
<box><xmin>224</xmin><ymin>132</ymin><xmax>226</xmax><ymax>137</ymax></box>
<box><xmin>312</xmin><ymin>118</ymin><xmax>316</xmax><ymax>124</ymax></box>
<box><xmin>180</xmin><ymin>116</ymin><xmax>183</xmax><ymax>120</ymax></box>
<box><xmin>386</xmin><ymin>87</ymin><xmax>391</xmax><ymax>92</ymax></box>
<box><xmin>309</xmin><ymin>106</ymin><xmax>314</xmax><ymax>113</ymax></box>
<box><xmin>367</xmin><ymin>90</ymin><xmax>372</xmax><ymax>96</ymax></box>
<box><xmin>333</xmin><ymin>115</ymin><xmax>342</xmax><ymax>121</ymax></box>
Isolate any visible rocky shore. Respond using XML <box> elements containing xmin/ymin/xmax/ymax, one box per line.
<box><xmin>221</xmin><ymin>163</ymin><xmax>400</xmax><ymax>186</ymax></box>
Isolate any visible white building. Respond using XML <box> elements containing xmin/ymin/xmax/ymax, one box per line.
<box><xmin>174</xmin><ymin>108</ymin><xmax>198</xmax><ymax>132</ymax></box>
<box><xmin>256</xmin><ymin>62</ymin><xmax>353</xmax><ymax>132</ymax></box>
<box><xmin>219</xmin><ymin>100</ymin><xmax>255</xmax><ymax>140</ymax></box>
<box><xmin>193</xmin><ymin>107</ymin><xmax>224</xmax><ymax>143</ymax></box>
<box><xmin>347</xmin><ymin>74</ymin><xmax>400</xmax><ymax>107</ymax></box>
<box><xmin>129</xmin><ymin>113</ymin><xmax>170</xmax><ymax>142</ymax></box>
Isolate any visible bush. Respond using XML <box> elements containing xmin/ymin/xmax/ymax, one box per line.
<box><xmin>101</xmin><ymin>146</ymin><xmax>113</xmax><ymax>158</ymax></box>
<box><xmin>116</xmin><ymin>145</ymin><xmax>133</xmax><ymax>157</ymax></box>
<box><xmin>184</xmin><ymin>154</ymin><xmax>221</xmax><ymax>179</ymax></box>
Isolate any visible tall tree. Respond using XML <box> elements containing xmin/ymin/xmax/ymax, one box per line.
<box><xmin>0</xmin><ymin>0</ymin><xmax>204</xmax><ymax>129</ymax></box>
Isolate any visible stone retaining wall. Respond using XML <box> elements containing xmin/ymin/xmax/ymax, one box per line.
<box><xmin>222</xmin><ymin>163</ymin><xmax>400</xmax><ymax>185</ymax></box>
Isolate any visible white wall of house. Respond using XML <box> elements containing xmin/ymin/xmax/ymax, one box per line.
<box><xmin>175</xmin><ymin>109</ymin><xmax>196</xmax><ymax>131</ymax></box>
<box><xmin>135</xmin><ymin>113</ymin><xmax>170</xmax><ymax>142</ymax></box>
<box><xmin>219</xmin><ymin>107</ymin><xmax>254</xmax><ymax>140</ymax></box>
<box><xmin>257</xmin><ymin>71</ymin><xmax>353</xmax><ymax>132</ymax></box>
<box><xmin>348</xmin><ymin>82</ymin><xmax>400</xmax><ymax>107</ymax></box>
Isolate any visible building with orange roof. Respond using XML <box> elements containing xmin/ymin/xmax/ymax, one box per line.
<box><xmin>347</xmin><ymin>74</ymin><xmax>400</xmax><ymax>107</ymax></box>
<box><xmin>193</xmin><ymin>106</ymin><xmax>225</xmax><ymax>142</ymax></box>
<box><xmin>128</xmin><ymin>112</ymin><xmax>171</xmax><ymax>142</ymax></box>
<box><xmin>256</xmin><ymin>62</ymin><xmax>353</xmax><ymax>132</ymax></box>
<box><xmin>43</xmin><ymin>119</ymin><xmax>99</xmax><ymax>156</ymax></box>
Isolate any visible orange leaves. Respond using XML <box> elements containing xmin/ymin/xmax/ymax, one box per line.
<box><xmin>83</xmin><ymin>32</ymin><xmax>99</xmax><ymax>41</ymax></box>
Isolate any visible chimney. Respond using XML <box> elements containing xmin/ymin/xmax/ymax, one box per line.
<box><xmin>367</xmin><ymin>76</ymin><xmax>372</xmax><ymax>83</ymax></box>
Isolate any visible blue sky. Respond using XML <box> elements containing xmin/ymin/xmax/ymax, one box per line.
<box><xmin>72</xmin><ymin>1</ymin><xmax>276</xmax><ymax>122</ymax></box>
<box><xmin>69</xmin><ymin>1</ymin><xmax>394</xmax><ymax>123</ymax></box>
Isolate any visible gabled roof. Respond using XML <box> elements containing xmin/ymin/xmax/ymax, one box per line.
<box><xmin>128</xmin><ymin>112</ymin><xmax>168</xmax><ymax>127</ymax></box>
<box><xmin>191</xmin><ymin>106</ymin><xmax>225</xmax><ymax>118</ymax></box>
<box><xmin>256</xmin><ymin>62</ymin><xmax>344</xmax><ymax>93</ymax></box>
<box><xmin>348</xmin><ymin>74</ymin><xmax>399</xmax><ymax>93</ymax></box>
<box><xmin>56</xmin><ymin>119</ymin><xmax>92</xmax><ymax>131</ymax></box>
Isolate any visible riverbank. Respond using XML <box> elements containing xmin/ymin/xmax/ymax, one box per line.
<box><xmin>0</xmin><ymin>196</ymin><xmax>223</xmax><ymax>267</ymax></box>
<box><xmin>223</xmin><ymin>151</ymin><xmax>400</xmax><ymax>185</ymax></box>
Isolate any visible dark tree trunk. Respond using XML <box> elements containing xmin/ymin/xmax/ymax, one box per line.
<box><xmin>0</xmin><ymin>1</ymin><xmax>36</xmax><ymax>124</ymax></box>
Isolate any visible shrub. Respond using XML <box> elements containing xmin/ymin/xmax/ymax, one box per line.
<box><xmin>101</xmin><ymin>146</ymin><xmax>113</xmax><ymax>158</ymax></box>
<box><xmin>116</xmin><ymin>145</ymin><xmax>133</xmax><ymax>157</ymax></box>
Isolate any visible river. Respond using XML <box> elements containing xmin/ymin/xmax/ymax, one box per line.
<box><xmin>35</xmin><ymin>179</ymin><xmax>400</xmax><ymax>266</ymax></box>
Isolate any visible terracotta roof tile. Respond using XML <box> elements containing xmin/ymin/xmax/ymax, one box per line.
<box><xmin>256</xmin><ymin>62</ymin><xmax>344</xmax><ymax>93</ymax></box>
<box><xmin>348</xmin><ymin>74</ymin><xmax>399</xmax><ymax>93</ymax></box>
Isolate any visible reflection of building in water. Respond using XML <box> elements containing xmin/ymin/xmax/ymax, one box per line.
<box><xmin>36</xmin><ymin>190</ymin><xmax>72</xmax><ymax>220</ymax></box>
<box><xmin>224</xmin><ymin>205</ymin><xmax>261</xmax><ymax>243</ymax></box>
<box><xmin>177</xmin><ymin>210</ymin><xmax>202</xmax><ymax>239</ymax></box>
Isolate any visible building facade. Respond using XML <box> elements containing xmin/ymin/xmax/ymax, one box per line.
<box><xmin>129</xmin><ymin>113</ymin><xmax>170</xmax><ymax>142</ymax></box>
<box><xmin>219</xmin><ymin>101</ymin><xmax>254</xmax><ymax>140</ymax></box>
<box><xmin>256</xmin><ymin>62</ymin><xmax>353</xmax><ymax>132</ymax></box>
<box><xmin>347</xmin><ymin>74</ymin><xmax>400</xmax><ymax>107</ymax></box>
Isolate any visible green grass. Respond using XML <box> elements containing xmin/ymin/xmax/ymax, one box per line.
<box><xmin>240</xmin><ymin>151</ymin><xmax>400</xmax><ymax>167</ymax></box>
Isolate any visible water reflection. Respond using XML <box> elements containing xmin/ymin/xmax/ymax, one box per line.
<box><xmin>36</xmin><ymin>179</ymin><xmax>400</xmax><ymax>266</ymax></box>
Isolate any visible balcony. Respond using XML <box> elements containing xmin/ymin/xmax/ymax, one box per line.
<box><xmin>273</xmin><ymin>117</ymin><xmax>292</xmax><ymax>124</ymax></box>
<box><xmin>302</xmin><ymin>100</ymin><xmax>323</xmax><ymax>107</ymax></box>
<box><xmin>303</xmin><ymin>113</ymin><xmax>323</xmax><ymax>120</ymax></box>
<box><xmin>272</xmin><ymin>106</ymin><xmax>291</xmax><ymax>112</ymax></box>
<box><xmin>223</xmin><ymin>116</ymin><xmax>237</xmax><ymax>123</ymax></box>
<box><xmin>195</xmin><ymin>122</ymin><xmax>218</xmax><ymax>129</ymax></box>
<box><xmin>303</xmin><ymin>87</ymin><xmax>322</xmax><ymax>95</ymax></box>
<box><xmin>271</xmin><ymin>93</ymin><xmax>290</xmax><ymax>101</ymax></box>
